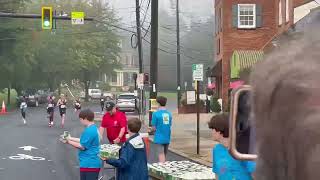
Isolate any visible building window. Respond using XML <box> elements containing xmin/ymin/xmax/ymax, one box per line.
<box><xmin>286</xmin><ymin>0</ymin><xmax>289</xmax><ymax>22</ymax></box>
<box><xmin>279</xmin><ymin>0</ymin><xmax>283</xmax><ymax>25</ymax></box>
<box><xmin>111</xmin><ymin>73</ymin><xmax>117</xmax><ymax>83</ymax></box>
<box><xmin>238</xmin><ymin>4</ymin><xmax>256</xmax><ymax>29</ymax></box>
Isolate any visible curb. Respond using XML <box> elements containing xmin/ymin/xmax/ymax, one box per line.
<box><xmin>148</xmin><ymin>137</ymin><xmax>212</xmax><ymax>167</ymax></box>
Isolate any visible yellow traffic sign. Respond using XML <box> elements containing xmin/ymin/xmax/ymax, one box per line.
<box><xmin>71</xmin><ymin>12</ymin><xmax>84</xmax><ymax>25</ymax></box>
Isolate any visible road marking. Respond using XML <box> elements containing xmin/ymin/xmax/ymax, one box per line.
<box><xmin>2</xmin><ymin>158</ymin><xmax>6</xmax><ymax>160</ymax></box>
<box><xmin>9</xmin><ymin>154</ymin><xmax>45</xmax><ymax>161</ymax></box>
<box><xmin>47</xmin><ymin>160</ymin><xmax>52</xmax><ymax>162</ymax></box>
<box><xmin>19</xmin><ymin>146</ymin><xmax>38</xmax><ymax>151</ymax></box>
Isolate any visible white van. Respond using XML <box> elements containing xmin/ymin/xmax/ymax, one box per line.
<box><xmin>88</xmin><ymin>89</ymin><xmax>102</xmax><ymax>99</ymax></box>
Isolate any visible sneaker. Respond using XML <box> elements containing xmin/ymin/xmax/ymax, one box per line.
<box><xmin>23</xmin><ymin>119</ymin><xmax>26</xmax><ymax>125</ymax></box>
<box><xmin>51</xmin><ymin>121</ymin><xmax>54</xmax><ymax>126</ymax></box>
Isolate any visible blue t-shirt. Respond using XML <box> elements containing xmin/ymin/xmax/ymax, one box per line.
<box><xmin>152</xmin><ymin>109</ymin><xmax>172</xmax><ymax>144</ymax></box>
<box><xmin>212</xmin><ymin>144</ymin><xmax>255</xmax><ymax>180</ymax></box>
<box><xmin>79</xmin><ymin>124</ymin><xmax>101</xmax><ymax>168</ymax></box>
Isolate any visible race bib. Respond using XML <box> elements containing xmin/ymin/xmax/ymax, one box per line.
<box><xmin>48</xmin><ymin>104</ymin><xmax>53</xmax><ymax>108</ymax></box>
<box><xmin>75</xmin><ymin>103</ymin><xmax>80</xmax><ymax>106</ymax></box>
<box><xmin>162</xmin><ymin>113</ymin><xmax>170</xmax><ymax>125</ymax></box>
<box><xmin>101</xmin><ymin>98</ymin><xmax>104</xmax><ymax>102</ymax></box>
<box><xmin>60</xmin><ymin>105</ymin><xmax>66</xmax><ymax>108</ymax></box>
<box><xmin>21</xmin><ymin>102</ymin><xmax>26</xmax><ymax>106</ymax></box>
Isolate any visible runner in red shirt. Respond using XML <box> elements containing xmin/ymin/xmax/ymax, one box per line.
<box><xmin>99</xmin><ymin>102</ymin><xmax>127</xmax><ymax>144</ymax></box>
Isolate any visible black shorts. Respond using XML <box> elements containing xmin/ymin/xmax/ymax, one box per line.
<box><xmin>80</xmin><ymin>171</ymin><xmax>99</xmax><ymax>180</ymax></box>
<box><xmin>75</xmin><ymin>106</ymin><xmax>81</xmax><ymax>110</ymax></box>
<box><xmin>59</xmin><ymin>108</ymin><xmax>66</xmax><ymax>116</ymax></box>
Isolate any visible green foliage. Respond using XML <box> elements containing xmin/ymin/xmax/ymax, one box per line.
<box><xmin>211</xmin><ymin>96</ymin><xmax>221</xmax><ymax>113</ymax></box>
<box><xmin>0</xmin><ymin>89</ymin><xmax>18</xmax><ymax>107</ymax></box>
<box><xmin>0</xmin><ymin>0</ymin><xmax>121</xmax><ymax>96</ymax></box>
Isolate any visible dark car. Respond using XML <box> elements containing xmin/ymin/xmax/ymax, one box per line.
<box><xmin>17</xmin><ymin>89</ymin><xmax>40</xmax><ymax>107</ymax></box>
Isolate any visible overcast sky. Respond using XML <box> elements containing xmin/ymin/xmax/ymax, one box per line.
<box><xmin>108</xmin><ymin>0</ymin><xmax>214</xmax><ymax>27</ymax></box>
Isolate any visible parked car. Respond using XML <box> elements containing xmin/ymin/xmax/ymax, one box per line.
<box><xmin>89</xmin><ymin>89</ymin><xmax>102</xmax><ymax>99</ymax></box>
<box><xmin>116</xmin><ymin>93</ymin><xmax>138</xmax><ymax>112</ymax></box>
<box><xmin>103</xmin><ymin>92</ymin><xmax>114</xmax><ymax>100</ymax></box>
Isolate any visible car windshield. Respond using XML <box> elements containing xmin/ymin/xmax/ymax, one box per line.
<box><xmin>118</xmin><ymin>95</ymin><xmax>135</xmax><ymax>99</ymax></box>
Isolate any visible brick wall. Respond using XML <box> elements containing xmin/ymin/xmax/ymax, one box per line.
<box><xmin>215</xmin><ymin>0</ymin><xmax>294</xmax><ymax>110</ymax></box>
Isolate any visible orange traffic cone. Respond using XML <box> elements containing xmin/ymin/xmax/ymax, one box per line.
<box><xmin>0</xmin><ymin>101</ymin><xmax>7</xmax><ymax>114</ymax></box>
<box><xmin>140</xmin><ymin>133</ymin><xmax>150</xmax><ymax>158</ymax></box>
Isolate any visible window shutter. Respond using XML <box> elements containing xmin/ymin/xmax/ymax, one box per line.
<box><xmin>232</xmin><ymin>5</ymin><xmax>238</xmax><ymax>28</ymax></box>
<box><xmin>256</xmin><ymin>4</ymin><xmax>262</xmax><ymax>28</ymax></box>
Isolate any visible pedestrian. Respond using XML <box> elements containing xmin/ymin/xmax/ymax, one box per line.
<box><xmin>208</xmin><ymin>113</ymin><xmax>255</xmax><ymax>180</ymax></box>
<box><xmin>74</xmin><ymin>99</ymin><xmax>82</xmax><ymax>113</ymax></box>
<box><xmin>149</xmin><ymin>96</ymin><xmax>172</xmax><ymax>162</ymax></box>
<box><xmin>47</xmin><ymin>96</ymin><xmax>55</xmax><ymax>127</ymax></box>
<box><xmin>61</xmin><ymin>109</ymin><xmax>101</xmax><ymax>180</ymax></box>
<box><xmin>100</xmin><ymin>118</ymin><xmax>148</xmax><ymax>180</ymax></box>
<box><xmin>57</xmin><ymin>94</ymin><xmax>67</xmax><ymax>128</ymax></box>
<box><xmin>206</xmin><ymin>96</ymin><xmax>211</xmax><ymax>113</ymax></box>
<box><xmin>99</xmin><ymin>102</ymin><xmax>127</xmax><ymax>145</ymax></box>
<box><xmin>20</xmin><ymin>96</ymin><xmax>27</xmax><ymax>125</ymax></box>
<box><xmin>100</xmin><ymin>93</ymin><xmax>105</xmax><ymax>113</ymax></box>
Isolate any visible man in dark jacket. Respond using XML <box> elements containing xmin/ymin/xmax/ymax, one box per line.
<box><xmin>101</xmin><ymin>118</ymin><xmax>148</xmax><ymax>180</ymax></box>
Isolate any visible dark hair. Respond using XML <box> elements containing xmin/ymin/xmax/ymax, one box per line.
<box><xmin>208</xmin><ymin>113</ymin><xmax>229</xmax><ymax>138</ymax></box>
<box><xmin>79</xmin><ymin>109</ymin><xmax>94</xmax><ymax>121</ymax></box>
<box><xmin>156</xmin><ymin>96</ymin><xmax>167</xmax><ymax>106</ymax></box>
<box><xmin>128</xmin><ymin>118</ymin><xmax>142</xmax><ymax>133</ymax></box>
<box><xmin>250</xmin><ymin>24</ymin><xmax>320</xmax><ymax>179</ymax></box>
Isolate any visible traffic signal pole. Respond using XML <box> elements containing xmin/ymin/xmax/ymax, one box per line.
<box><xmin>0</xmin><ymin>12</ymin><xmax>94</xmax><ymax>21</ymax></box>
<box><xmin>176</xmin><ymin>0</ymin><xmax>181</xmax><ymax>109</ymax></box>
<box><xmin>149</xmin><ymin>0</ymin><xmax>159</xmax><ymax>127</ymax></box>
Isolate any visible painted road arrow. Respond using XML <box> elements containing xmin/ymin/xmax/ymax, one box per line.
<box><xmin>19</xmin><ymin>146</ymin><xmax>38</xmax><ymax>151</ymax></box>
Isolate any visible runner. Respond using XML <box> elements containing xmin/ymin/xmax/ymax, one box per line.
<box><xmin>57</xmin><ymin>94</ymin><xmax>67</xmax><ymax>128</ymax></box>
<box><xmin>47</xmin><ymin>96</ymin><xmax>55</xmax><ymax>127</ymax></box>
<box><xmin>20</xmin><ymin>96</ymin><xmax>27</xmax><ymax>125</ymax></box>
<box><xmin>74</xmin><ymin>99</ymin><xmax>81</xmax><ymax>113</ymax></box>
<box><xmin>100</xmin><ymin>93</ymin><xmax>105</xmax><ymax>113</ymax></box>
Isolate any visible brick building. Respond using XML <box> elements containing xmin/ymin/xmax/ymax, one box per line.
<box><xmin>212</xmin><ymin>0</ymin><xmax>313</xmax><ymax>110</ymax></box>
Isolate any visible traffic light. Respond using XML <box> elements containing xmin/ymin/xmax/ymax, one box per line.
<box><xmin>42</xmin><ymin>7</ymin><xmax>52</xmax><ymax>30</ymax></box>
<box><xmin>144</xmin><ymin>73</ymin><xmax>149</xmax><ymax>85</ymax></box>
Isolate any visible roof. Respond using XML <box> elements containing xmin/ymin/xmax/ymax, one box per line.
<box><xmin>230</xmin><ymin>50</ymin><xmax>264</xmax><ymax>79</ymax></box>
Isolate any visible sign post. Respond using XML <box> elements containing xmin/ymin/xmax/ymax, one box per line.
<box><xmin>192</xmin><ymin>64</ymin><xmax>203</xmax><ymax>155</ymax></box>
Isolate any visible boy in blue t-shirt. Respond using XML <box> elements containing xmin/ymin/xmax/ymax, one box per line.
<box><xmin>61</xmin><ymin>109</ymin><xmax>101</xmax><ymax>180</ymax></box>
<box><xmin>208</xmin><ymin>113</ymin><xmax>255</xmax><ymax>180</ymax></box>
<box><xmin>149</xmin><ymin>96</ymin><xmax>172</xmax><ymax>162</ymax></box>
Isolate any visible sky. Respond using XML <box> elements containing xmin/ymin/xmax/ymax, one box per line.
<box><xmin>107</xmin><ymin>0</ymin><xmax>214</xmax><ymax>29</ymax></box>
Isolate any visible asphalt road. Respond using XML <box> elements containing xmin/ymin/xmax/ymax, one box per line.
<box><xmin>0</xmin><ymin>104</ymin><xmax>186</xmax><ymax>180</ymax></box>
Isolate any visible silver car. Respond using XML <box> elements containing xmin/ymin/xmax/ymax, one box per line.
<box><xmin>116</xmin><ymin>93</ymin><xmax>137</xmax><ymax>112</ymax></box>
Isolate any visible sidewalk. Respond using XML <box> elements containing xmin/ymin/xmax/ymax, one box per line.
<box><xmin>148</xmin><ymin>111</ymin><xmax>217</xmax><ymax>167</ymax></box>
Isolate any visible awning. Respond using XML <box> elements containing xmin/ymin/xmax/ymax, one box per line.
<box><xmin>230</xmin><ymin>50</ymin><xmax>264</xmax><ymax>79</ymax></box>
<box><xmin>211</xmin><ymin>60</ymin><xmax>222</xmax><ymax>77</ymax></box>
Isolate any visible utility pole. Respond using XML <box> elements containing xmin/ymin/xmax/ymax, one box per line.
<box><xmin>149</xmin><ymin>0</ymin><xmax>159</xmax><ymax>126</ymax></box>
<box><xmin>176</xmin><ymin>0</ymin><xmax>181</xmax><ymax>109</ymax></box>
<box><xmin>135</xmin><ymin>0</ymin><xmax>143</xmax><ymax>73</ymax></box>
<box><xmin>135</xmin><ymin>0</ymin><xmax>145</xmax><ymax>120</ymax></box>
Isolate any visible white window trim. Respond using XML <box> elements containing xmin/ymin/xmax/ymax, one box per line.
<box><xmin>286</xmin><ymin>0</ymin><xmax>289</xmax><ymax>22</ymax></box>
<box><xmin>279</xmin><ymin>0</ymin><xmax>283</xmax><ymax>25</ymax></box>
<box><xmin>238</xmin><ymin>4</ymin><xmax>256</xmax><ymax>29</ymax></box>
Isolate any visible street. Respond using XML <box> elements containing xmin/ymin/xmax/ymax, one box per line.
<box><xmin>0</xmin><ymin>104</ymin><xmax>186</xmax><ymax>180</ymax></box>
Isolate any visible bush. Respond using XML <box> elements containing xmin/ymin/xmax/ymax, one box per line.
<box><xmin>211</xmin><ymin>96</ymin><xmax>221</xmax><ymax>113</ymax></box>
